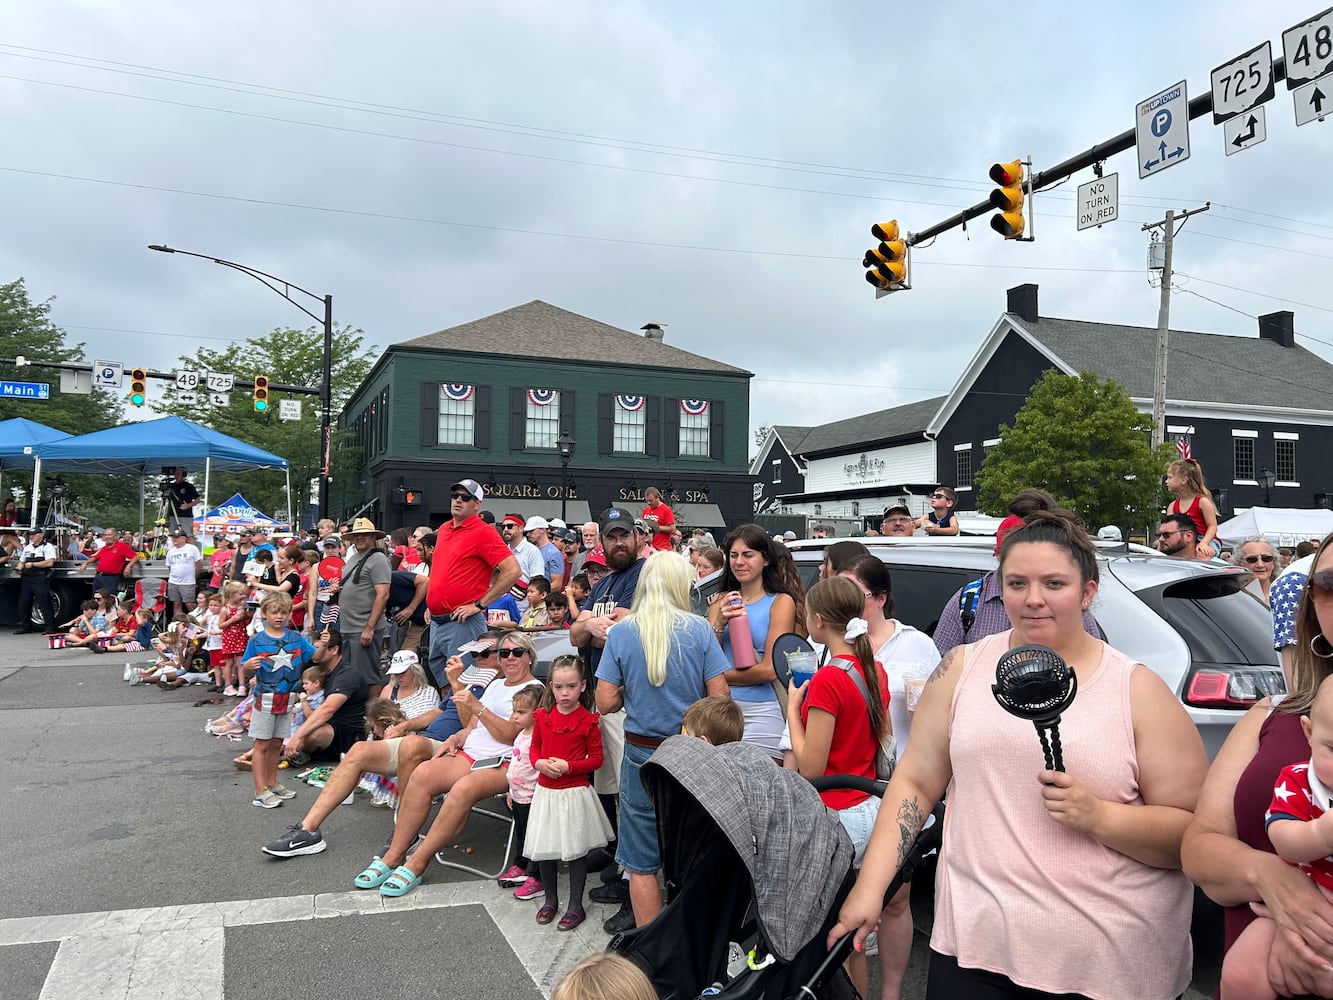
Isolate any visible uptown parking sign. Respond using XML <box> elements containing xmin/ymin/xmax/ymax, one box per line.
<box><xmin>1136</xmin><ymin>80</ymin><xmax>1191</xmax><ymax>179</ymax></box>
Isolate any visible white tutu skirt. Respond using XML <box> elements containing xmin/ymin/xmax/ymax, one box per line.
<box><xmin>524</xmin><ymin>783</ymin><xmax>613</xmax><ymax>862</ymax></box>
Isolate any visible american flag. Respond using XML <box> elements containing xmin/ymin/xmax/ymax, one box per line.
<box><xmin>1175</xmin><ymin>436</ymin><xmax>1191</xmax><ymax>461</ymax></box>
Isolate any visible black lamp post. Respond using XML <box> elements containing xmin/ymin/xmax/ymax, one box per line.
<box><xmin>148</xmin><ymin>244</ymin><xmax>334</xmax><ymax>523</ymax></box>
<box><xmin>557</xmin><ymin>431</ymin><xmax>575</xmax><ymax>525</ymax></box>
<box><xmin>1258</xmin><ymin>467</ymin><xmax>1276</xmax><ymax>506</ymax></box>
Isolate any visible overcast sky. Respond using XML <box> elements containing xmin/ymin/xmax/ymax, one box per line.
<box><xmin>4</xmin><ymin>2</ymin><xmax>1331</xmax><ymax>440</ymax></box>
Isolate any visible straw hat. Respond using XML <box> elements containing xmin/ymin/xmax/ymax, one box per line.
<box><xmin>344</xmin><ymin>517</ymin><xmax>385</xmax><ymax>538</ymax></box>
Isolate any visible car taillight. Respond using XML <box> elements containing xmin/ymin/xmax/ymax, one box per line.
<box><xmin>1184</xmin><ymin>665</ymin><xmax>1285</xmax><ymax>709</ymax></box>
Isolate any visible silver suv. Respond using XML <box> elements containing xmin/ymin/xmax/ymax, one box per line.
<box><xmin>782</xmin><ymin>537</ymin><xmax>1283</xmax><ymax>758</ymax></box>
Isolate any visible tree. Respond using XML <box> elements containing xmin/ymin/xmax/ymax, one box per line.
<box><xmin>975</xmin><ymin>370</ymin><xmax>1173</xmax><ymax>531</ymax></box>
<box><xmin>0</xmin><ymin>278</ymin><xmax>139</xmax><ymax>526</ymax></box>
<box><xmin>153</xmin><ymin>324</ymin><xmax>376</xmax><ymax>522</ymax></box>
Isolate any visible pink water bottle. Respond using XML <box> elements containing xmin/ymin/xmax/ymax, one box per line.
<box><xmin>726</xmin><ymin>594</ymin><xmax>756</xmax><ymax>668</ymax></box>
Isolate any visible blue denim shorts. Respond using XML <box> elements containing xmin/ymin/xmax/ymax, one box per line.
<box><xmin>835</xmin><ymin>795</ymin><xmax>881</xmax><ymax>868</ymax></box>
<box><xmin>615</xmin><ymin>741</ymin><xmax>660</xmax><ymax>875</ymax></box>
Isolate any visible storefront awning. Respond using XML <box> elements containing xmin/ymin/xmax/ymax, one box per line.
<box><xmin>674</xmin><ymin>502</ymin><xmax>727</xmax><ymax>529</ymax></box>
<box><xmin>480</xmin><ymin>499</ymin><xmax>592</xmax><ymax>525</ymax></box>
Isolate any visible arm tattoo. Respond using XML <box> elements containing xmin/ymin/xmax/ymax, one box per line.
<box><xmin>895</xmin><ymin>797</ymin><xmax>925</xmax><ymax>869</ymax></box>
<box><xmin>926</xmin><ymin>645</ymin><xmax>960</xmax><ymax>685</ymax></box>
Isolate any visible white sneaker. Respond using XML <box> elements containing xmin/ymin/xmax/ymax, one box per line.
<box><xmin>223</xmin><ymin>685</ymin><xmax>238</xmax><ymax>697</ymax></box>
<box><xmin>123</xmin><ymin>663</ymin><xmax>133</xmax><ymax>682</ymax></box>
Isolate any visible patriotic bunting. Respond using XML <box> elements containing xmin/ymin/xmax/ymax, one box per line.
<box><xmin>443</xmin><ymin>383</ymin><xmax>474</xmax><ymax>401</ymax></box>
<box><xmin>681</xmin><ymin>399</ymin><xmax>709</xmax><ymax>415</ymax></box>
<box><xmin>616</xmin><ymin>394</ymin><xmax>645</xmax><ymax>412</ymax></box>
<box><xmin>527</xmin><ymin>388</ymin><xmax>558</xmax><ymax>406</ymax></box>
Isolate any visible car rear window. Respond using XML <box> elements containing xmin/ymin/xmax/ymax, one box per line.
<box><xmin>1150</xmin><ymin>577</ymin><xmax>1279</xmax><ymax>666</ymax></box>
<box><xmin>882</xmin><ymin>565</ymin><xmax>978</xmax><ymax>637</ymax></box>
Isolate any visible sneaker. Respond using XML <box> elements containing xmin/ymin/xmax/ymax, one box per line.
<box><xmin>262</xmin><ymin>824</ymin><xmax>326</xmax><ymax>857</ymax></box>
<box><xmin>237</xmin><ymin>684</ymin><xmax>248</xmax><ymax>697</ymax></box>
<box><xmin>129</xmin><ymin>673</ymin><xmax>143</xmax><ymax>686</ymax></box>
<box><xmin>512</xmin><ymin>877</ymin><xmax>544</xmax><ymax>900</ymax></box>
<box><xmin>252</xmin><ymin>790</ymin><xmax>283</xmax><ymax>809</ymax></box>
<box><xmin>223</xmin><ymin>685</ymin><xmax>238</xmax><ymax>697</ymax></box>
<box><xmin>123</xmin><ymin>663</ymin><xmax>133</xmax><ymax>682</ymax></box>
<box><xmin>603</xmin><ymin>901</ymin><xmax>635</xmax><ymax>934</ymax></box>
<box><xmin>497</xmin><ymin>864</ymin><xmax>528</xmax><ymax>886</ymax></box>
<box><xmin>590</xmin><ymin>878</ymin><xmax>628</xmax><ymax>904</ymax></box>
<box><xmin>268</xmin><ymin>783</ymin><xmax>296</xmax><ymax>800</ymax></box>
<box><xmin>864</xmin><ymin>930</ymin><xmax>879</xmax><ymax>957</ymax></box>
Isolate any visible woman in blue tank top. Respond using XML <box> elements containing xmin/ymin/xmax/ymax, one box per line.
<box><xmin>708</xmin><ymin>524</ymin><xmax>806</xmax><ymax>760</ymax></box>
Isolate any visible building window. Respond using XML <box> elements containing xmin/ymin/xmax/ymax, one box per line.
<box><xmin>1275</xmin><ymin>438</ymin><xmax>1297</xmax><ymax>482</ymax></box>
<box><xmin>524</xmin><ymin>389</ymin><xmax>561</xmax><ymax>449</ymax></box>
<box><xmin>437</xmin><ymin>384</ymin><xmax>476</xmax><ymax>446</ymax></box>
<box><xmin>771</xmin><ymin>459</ymin><xmax>782</xmax><ymax>484</ymax></box>
<box><xmin>1233</xmin><ymin>436</ymin><xmax>1255</xmax><ymax>481</ymax></box>
<box><xmin>613</xmin><ymin>394</ymin><xmax>646</xmax><ymax>453</ymax></box>
<box><xmin>679</xmin><ymin>399</ymin><xmax>711</xmax><ymax>457</ymax></box>
<box><xmin>955</xmin><ymin>444</ymin><xmax>973</xmax><ymax>489</ymax></box>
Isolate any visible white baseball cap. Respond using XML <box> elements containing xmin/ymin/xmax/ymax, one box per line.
<box><xmin>386</xmin><ymin>650</ymin><xmax>419</xmax><ymax>675</ymax></box>
<box><xmin>523</xmin><ymin>516</ymin><xmax>549</xmax><ymax>532</ymax></box>
<box><xmin>549</xmin><ymin>518</ymin><xmax>567</xmax><ymax>530</ymax></box>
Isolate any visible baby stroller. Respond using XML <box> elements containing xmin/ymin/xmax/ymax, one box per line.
<box><xmin>610</xmin><ymin>738</ymin><xmax>941</xmax><ymax>1000</ymax></box>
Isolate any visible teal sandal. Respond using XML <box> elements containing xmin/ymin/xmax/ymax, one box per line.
<box><xmin>353</xmin><ymin>858</ymin><xmax>392</xmax><ymax>889</ymax></box>
<box><xmin>379</xmin><ymin>865</ymin><xmax>423</xmax><ymax>897</ymax></box>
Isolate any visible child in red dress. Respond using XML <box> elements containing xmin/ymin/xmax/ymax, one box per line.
<box><xmin>523</xmin><ymin>655</ymin><xmax>613</xmax><ymax>932</ymax></box>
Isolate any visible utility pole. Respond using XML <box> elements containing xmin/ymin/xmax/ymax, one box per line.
<box><xmin>1142</xmin><ymin>203</ymin><xmax>1210</xmax><ymax>450</ymax></box>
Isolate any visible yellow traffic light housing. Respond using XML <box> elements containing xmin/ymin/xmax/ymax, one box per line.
<box><xmin>129</xmin><ymin>368</ymin><xmax>147</xmax><ymax>407</ymax></box>
<box><xmin>988</xmin><ymin>159</ymin><xmax>1030</xmax><ymax>240</ymax></box>
<box><xmin>863</xmin><ymin>220</ymin><xmax>910</xmax><ymax>293</ymax></box>
<box><xmin>253</xmin><ymin>375</ymin><xmax>269</xmax><ymax>412</ymax></box>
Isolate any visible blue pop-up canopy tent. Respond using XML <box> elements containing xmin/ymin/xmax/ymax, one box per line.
<box><xmin>31</xmin><ymin>416</ymin><xmax>290</xmax><ymax>532</ymax></box>
<box><xmin>0</xmin><ymin>417</ymin><xmax>71</xmax><ymax>470</ymax></box>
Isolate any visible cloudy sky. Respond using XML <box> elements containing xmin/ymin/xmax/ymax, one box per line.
<box><xmin>4</xmin><ymin>2</ymin><xmax>1331</xmax><ymax>440</ymax></box>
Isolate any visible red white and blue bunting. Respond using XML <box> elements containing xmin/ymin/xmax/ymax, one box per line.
<box><xmin>681</xmin><ymin>399</ymin><xmax>709</xmax><ymax>416</ymax></box>
<box><xmin>527</xmin><ymin>388</ymin><xmax>559</xmax><ymax>406</ymax></box>
<box><xmin>442</xmin><ymin>383</ymin><xmax>474</xmax><ymax>401</ymax></box>
<box><xmin>616</xmin><ymin>394</ymin><xmax>645</xmax><ymax>412</ymax></box>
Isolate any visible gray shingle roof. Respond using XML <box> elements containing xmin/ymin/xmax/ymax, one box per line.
<box><xmin>795</xmin><ymin>396</ymin><xmax>945</xmax><ymax>456</ymax></box>
<box><xmin>1013</xmin><ymin>316</ymin><xmax>1333</xmax><ymax>410</ymax></box>
<box><xmin>772</xmin><ymin>424</ymin><xmax>812</xmax><ymax>453</ymax></box>
<box><xmin>397</xmin><ymin>300</ymin><xmax>750</xmax><ymax>375</ymax></box>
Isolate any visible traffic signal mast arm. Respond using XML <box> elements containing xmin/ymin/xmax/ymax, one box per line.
<box><xmin>0</xmin><ymin>358</ymin><xmax>320</xmax><ymax>396</ymax></box>
<box><xmin>903</xmin><ymin>56</ymin><xmax>1290</xmax><ymax>248</ymax></box>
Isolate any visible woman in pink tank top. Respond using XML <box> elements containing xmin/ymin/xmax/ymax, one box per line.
<box><xmin>830</xmin><ymin>509</ymin><xmax>1208</xmax><ymax>1000</ymax></box>
<box><xmin>1183</xmin><ymin>532</ymin><xmax>1333</xmax><ymax>999</ymax></box>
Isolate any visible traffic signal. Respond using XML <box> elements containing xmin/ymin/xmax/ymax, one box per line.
<box><xmin>399</xmin><ymin>486</ymin><xmax>424</xmax><ymax>508</ymax></box>
<box><xmin>988</xmin><ymin>160</ymin><xmax>1027</xmax><ymax>239</ymax></box>
<box><xmin>863</xmin><ymin>219</ymin><xmax>910</xmax><ymax>292</ymax></box>
<box><xmin>253</xmin><ymin>375</ymin><xmax>269</xmax><ymax>412</ymax></box>
<box><xmin>129</xmin><ymin>368</ymin><xmax>147</xmax><ymax>407</ymax></box>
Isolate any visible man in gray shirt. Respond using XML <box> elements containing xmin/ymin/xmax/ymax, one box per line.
<box><xmin>338</xmin><ymin>518</ymin><xmax>392</xmax><ymax>694</ymax></box>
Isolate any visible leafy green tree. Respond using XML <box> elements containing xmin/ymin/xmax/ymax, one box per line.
<box><xmin>153</xmin><ymin>324</ymin><xmax>376</xmax><ymax>521</ymax></box>
<box><xmin>0</xmin><ymin>278</ymin><xmax>138</xmax><ymax>526</ymax></box>
<box><xmin>975</xmin><ymin>370</ymin><xmax>1173</xmax><ymax>531</ymax></box>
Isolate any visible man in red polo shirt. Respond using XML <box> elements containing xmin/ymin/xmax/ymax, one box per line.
<box><xmin>426</xmin><ymin>478</ymin><xmax>519</xmax><ymax>687</ymax></box>
<box><xmin>83</xmin><ymin>527</ymin><xmax>139</xmax><ymax>598</ymax></box>
<box><xmin>640</xmin><ymin>486</ymin><xmax>675</xmax><ymax>552</ymax></box>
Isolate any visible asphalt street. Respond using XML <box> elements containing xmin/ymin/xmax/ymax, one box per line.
<box><xmin>0</xmin><ymin>634</ymin><xmax>1216</xmax><ymax>999</ymax></box>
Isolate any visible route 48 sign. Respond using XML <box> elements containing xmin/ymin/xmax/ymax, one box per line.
<box><xmin>1136</xmin><ymin>80</ymin><xmax>1191</xmax><ymax>179</ymax></box>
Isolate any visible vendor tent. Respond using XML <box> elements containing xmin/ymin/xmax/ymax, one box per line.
<box><xmin>0</xmin><ymin>417</ymin><xmax>70</xmax><ymax>470</ymax></box>
<box><xmin>1216</xmin><ymin>506</ymin><xmax>1333</xmax><ymax>546</ymax></box>
<box><xmin>194</xmin><ymin>493</ymin><xmax>290</xmax><ymax>535</ymax></box>
<box><xmin>30</xmin><ymin>416</ymin><xmax>290</xmax><ymax>532</ymax></box>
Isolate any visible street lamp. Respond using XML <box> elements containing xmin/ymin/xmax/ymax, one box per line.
<box><xmin>148</xmin><ymin>244</ymin><xmax>334</xmax><ymax>523</ymax></box>
<box><xmin>1258</xmin><ymin>467</ymin><xmax>1276</xmax><ymax>506</ymax></box>
<box><xmin>556</xmin><ymin>431</ymin><xmax>575</xmax><ymax>525</ymax></box>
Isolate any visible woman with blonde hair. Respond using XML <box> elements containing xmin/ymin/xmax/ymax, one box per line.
<box><xmin>596</xmin><ymin>552</ymin><xmax>731</xmax><ymax>926</ymax></box>
<box><xmin>1183</xmin><ymin>531</ymin><xmax>1333</xmax><ymax>996</ymax></box>
<box><xmin>551</xmin><ymin>954</ymin><xmax>655</xmax><ymax>1000</ymax></box>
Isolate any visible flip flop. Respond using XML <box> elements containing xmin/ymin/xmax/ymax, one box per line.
<box><xmin>354</xmin><ymin>858</ymin><xmax>393</xmax><ymax>889</ymax></box>
<box><xmin>379</xmin><ymin>865</ymin><xmax>422</xmax><ymax>897</ymax></box>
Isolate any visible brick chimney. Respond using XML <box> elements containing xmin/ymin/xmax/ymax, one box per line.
<box><xmin>1258</xmin><ymin>310</ymin><xmax>1295</xmax><ymax>349</ymax></box>
<box><xmin>1006</xmin><ymin>283</ymin><xmax>1039</xmax><ymax>324</ymax></box>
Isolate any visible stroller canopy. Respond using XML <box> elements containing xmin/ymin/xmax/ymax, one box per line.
<box><xmin>642</xmin><ymin>737</ymin><xmax>854</xmax><ymax>962</ymax></box>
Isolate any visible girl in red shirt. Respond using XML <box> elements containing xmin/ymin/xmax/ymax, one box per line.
<box><xmin>523</xmin><ymin>655</ymin><xmax>613</xmax><ymax>932</ymax></box>
<box><xmin>1165</xmin><ymin>458</ymin><xmax>1220</xmax><ymax>558</ymax></box>
<box><xmin>786</xmin><ymin>575</ymin><xmax>891</xmax><ymax>999</ymax></box>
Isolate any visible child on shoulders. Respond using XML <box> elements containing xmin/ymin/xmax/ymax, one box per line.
<box><xmin>915</xmin><ymin>486</ymin><xmax>960</xmax><ymax>536</ymax></box>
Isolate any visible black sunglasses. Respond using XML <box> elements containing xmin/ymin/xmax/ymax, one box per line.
<box><xmin>496</xmin><ymin>648</ymin><xmax>529</xmax><ymax>659</ymax></box>
<box><xmin>1242</xmin><ymin>554</ymin><xmax>1275</xmax><ymax>564</ymax></box>
<box><xmin>451</xmin><ymin>491</ymin><xmax>475</xmax><ymax>501</ymax></box>
<box><xmin>1310</xmin><ymin>571</ymin><xmax>1333</xmax><ymax>594</ymax></box>
<box><xmin>1155</xmin><ymin>530</ymin><xmax>1181</xmax><ymax>539</ymax></box>
<box><xmin>473</xmin><ymin>647</ymin><xmax>497</xmax><ymax>658</ymax></box>
<box><xmin>931</xmin><ymin>493</ymin><xmax>948</xmax><ymax>499</ymax></box>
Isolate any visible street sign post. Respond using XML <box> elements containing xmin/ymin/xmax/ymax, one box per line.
<box><xmin>92</xmin><ymin>360</ymin><xmax>123</xmax><ymax>388</ymax></box>
<box><xmin>1076</xmin><ymin>173</ymin><xmax>1119</xmax><ymax>230</ymax></box>
<box><xmin>1</xmin><ymin>381</ymin><xmax>50</xmax><ymax>399</ymax></box>
<box><xmin>1224</xmin><ymin>107</ymin><xmax>1268</xmax><ymax>153</ymax></box>
<box><xmin>1295</xmin><ymin>73</ymin><xmax>1331</xmax><ymax>125</ymax></box>
<box><xmin>1210</xmin><ymin>41</ymin><xmax>1275</xmax><ymax>123</ymax></box>
<box><xmin>1137</xmin><ymin>81</ymin><xmax>1191</xmax><ymax>179</ymax></box>
<box><xmin>278</xmin><ymin>399</ymin><xmax>302</xmax><ymax>422</ymax></box>
<box><xmin>1283</xmin><ymin>6</ymin><xmax>1333</xmax><ymax>90</ymax></box>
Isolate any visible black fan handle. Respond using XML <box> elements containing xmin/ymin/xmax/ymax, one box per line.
<box><xmin>1035</xmin><ymin>722</ymin><xmax>1065</xmax><ymax>772</ymax></box>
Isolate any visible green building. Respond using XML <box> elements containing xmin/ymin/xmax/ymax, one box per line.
<box><xmin>341</xmin><ymin>301</ymin><xmax>754</xmax><ymax>533</ymax></box>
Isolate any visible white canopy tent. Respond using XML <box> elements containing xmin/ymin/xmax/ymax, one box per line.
<box><xmin>1216</xmin><ymin>506</ymin><xmax>1333</xmax><ymax>547</ymax></box>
